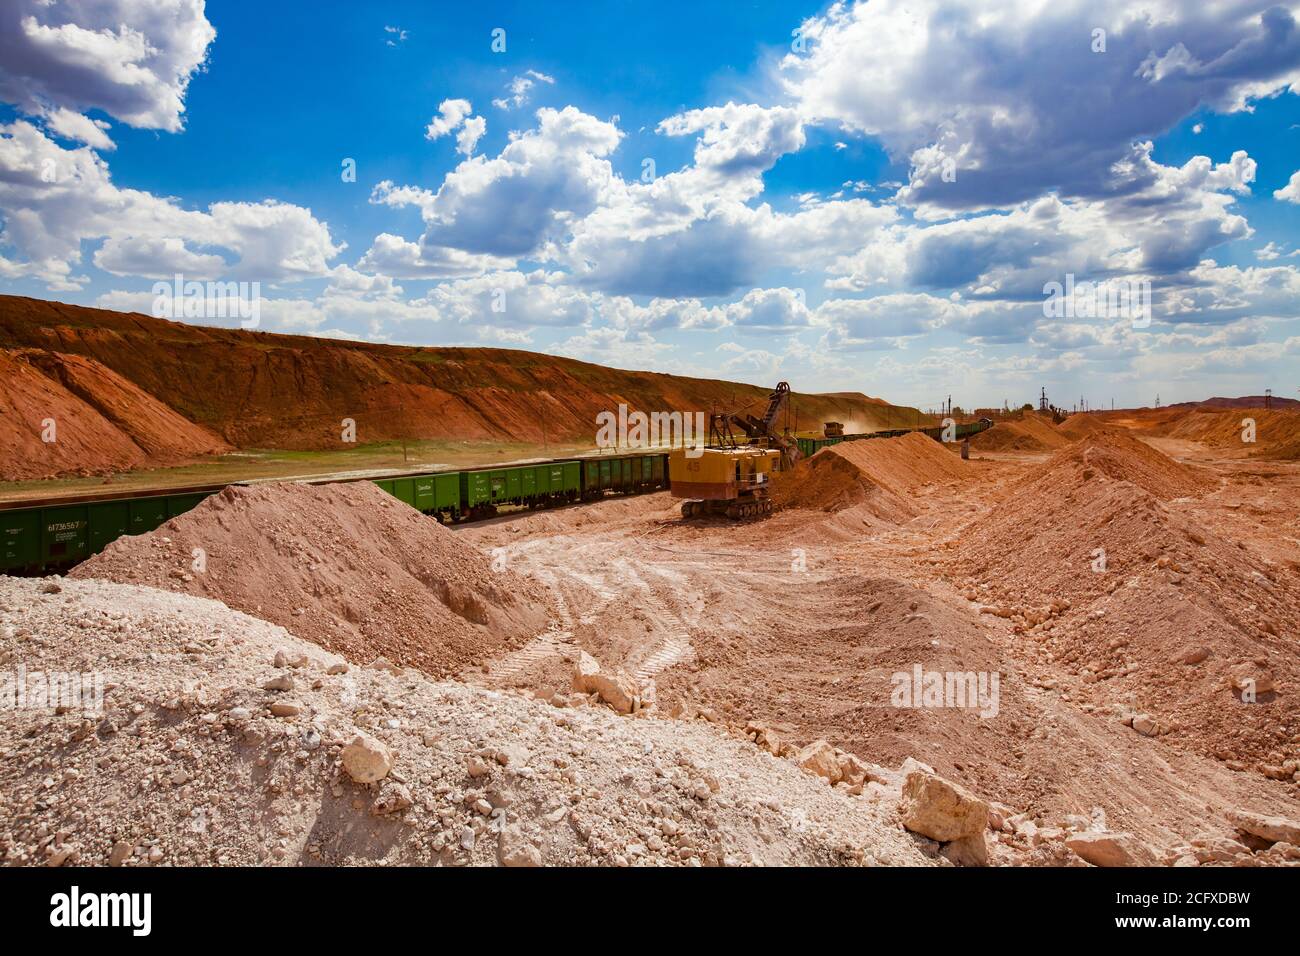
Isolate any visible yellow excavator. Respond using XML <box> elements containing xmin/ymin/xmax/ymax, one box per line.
<box><xmin>670</xmin><ymin>382</ymin><xmax>996</xmax><ymax>519</ymax></box>
<box><xmin>669</xmin><ymin>382</ymin><xmax>795</xmax><ymax>519</ymax></box>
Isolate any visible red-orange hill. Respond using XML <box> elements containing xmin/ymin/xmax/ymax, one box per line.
<box><xmin>0</xmin><ymin>349</ymin><xmax>229</xmax><ymax>480</ymax></box>
<box><xmin>0</xmin><ymin>295</ymin><xmax>924</xmax><ymax>479</ymax></box>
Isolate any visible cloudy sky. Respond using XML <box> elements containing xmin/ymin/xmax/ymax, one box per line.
<box><xmin>1</xmin><ymin>0</ymin><xmax>1299</xmax><ymax>410</ymax></box>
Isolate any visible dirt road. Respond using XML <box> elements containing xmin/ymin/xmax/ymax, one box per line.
<box><xmin>457</xmin><ymin>443</ymin><xmax>1300</xmax><ymax>858</ymax></box>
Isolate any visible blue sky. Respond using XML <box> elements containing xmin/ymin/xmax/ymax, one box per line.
<box><xmin>1</xmin><ymin>0</ymin><xmax>1299</xmax><ymax>411</ymax></box>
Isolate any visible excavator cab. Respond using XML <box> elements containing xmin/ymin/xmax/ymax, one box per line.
<box><xmin>669</xmin><ymin>446</ymin><xmax>780</xmax><ymax>519</ymax></box>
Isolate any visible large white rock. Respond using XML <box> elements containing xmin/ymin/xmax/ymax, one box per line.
<box><xmin>897</xmin><ymin>768</ymin><xmax>989</xmax><ymax>842</ymax></box>
<box><xmin>796</xmin><ymin>740</ymin><xmax>843</xmax><ymax>784</ymax></box>
<box><xmin>1065</xmin><ymin>831</ymin><xmax>1157</xmax><ymax>867</ymax></box>
<box><xmin>572</xmin><ymin>651</ymin><xmax>640</xmax><ymax>714</ymax></box>
<box><xmin>341</xmin><ymin>733</ymin><xmax>393</xmax><ymax>784</ymax></box>
<box><xmin>1226</xmin><ymin>810</ymin><xmax>1300</xmax><ymax>846</ymax></box>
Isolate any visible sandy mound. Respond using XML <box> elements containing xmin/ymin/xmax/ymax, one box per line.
<box><xmin>0</xmin><ymin>576</ymin><xmax>935</xmax><ymax>867</ymax></box>
<box><xmin>73</xmin><ymin>482</ymin><xmax>552</xmax><ymax>678</ymax></box>
<box><xmin>770</xmin><ymin>451</ymin><xmax>915</xmax><ymax>520</ymax></box>
<box><xmin>1160</xmin><ymin>408</ymin><xmax>1300</xmax><ymax>460</ymax></box>
<box><xmin>654</xmin><ymin>570</ymin><xmax>1041</xmax><ymax>797</ymax></box>
<box><xmin>774</xmin><ymin>431</ymin><xmax>974</xmax><ymax>515</ymax></box>
<box><xmin>950</xmin><ymin>431</ymin><xmax>1299</xmax><ymax>775</ymax></box>
<box><xmin>1056</xmin><ymin>414</ymin><xmax>1110</xmax><ymax>440</ymax></box>
<box><xmin>0</xmin><ymin>349</ymin><xmax>227</xmax><ymax>480</ymax></box>
<box><xmin>970</xmin><ymin>414</ymin><xmax>1069</xmax><ymax>452</ymax></box>
<box><xmin>1267</xmin><ymin>436</ymin><xmax>1300</xmax><ymax>461</ymax></box>
<box><xmin>827</xmin><ymin>431</ymin><xmax>974</xmax><ymax>494</ymax></box>
<box><xmin>1035</xmin><ymin>428</ymin><xmax>1214</xmax><ymax>500</ymax></box>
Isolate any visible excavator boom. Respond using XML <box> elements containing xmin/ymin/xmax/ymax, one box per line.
<box><xmin>759</xmin><ymin>382</ymin><xmax>791</xmax><ymax>433</ymax></box>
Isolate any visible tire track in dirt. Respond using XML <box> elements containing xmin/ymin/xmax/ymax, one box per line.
<box><xmin>481</xmin><ymin>628</ymin><xmax>574</xmax><ymax>685</ymax></box>
<box><xmin>473</xmin><ymin>533</ymin><xmax>711</xmax><ymax>686</ymax></box>
<box><xmin>630</xmin><ymin>629</ymin><xmax>695</xmax><ymax>683</ymax></box>
<box><xmin>604</xmin><ymin>559</ymin><xmax>701</xmax><ymax>682</ymax></box>
<box><xmin>470</xmin><ymin>554</ymin><xmax>620</xmax><ymax>686</ymax></box>
<box><xmin>475</xmin><ymin>566</ymin><xmax>583</xmax><ymax>685</ymax></box>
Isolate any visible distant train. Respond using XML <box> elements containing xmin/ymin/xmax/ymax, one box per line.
<box><xmin>796</xmin><ymin>418</ymin><xmax>993</xmax><ymax>459</ymax></box>
<box><xmin>0</xmin><ymin>452</ymin><xmax>669</xmax><ymax>576</ymax></box>
<box><xmin>1</xmin><ymin>419</ymin><xmax>994</xmax><ymax>576</ymax></box>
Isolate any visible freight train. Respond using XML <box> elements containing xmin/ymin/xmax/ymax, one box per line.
<box><xmin>795</xmin><ymin>418</ymin><xmax>993</xmax><ymax>459</ymax></box>
<box><xmin>0</xmin><ymin>419</ymin><xmax>993</xmax><ymax>576</ymax></box>
<box><xmin>0</xmin><ymin>451</ymin><xmax>668</xmax><ymax>576</ymax></box>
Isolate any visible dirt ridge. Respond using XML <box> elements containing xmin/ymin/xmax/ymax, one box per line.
<box><xmin>0</xmin><ymin>348</ymin><xmax>229</xmax><ymax>480</ymax></box>
<box><xmin>0</xmin><ymin>294</ymin><xmax>922</xmax><ymax>457</ymax></box>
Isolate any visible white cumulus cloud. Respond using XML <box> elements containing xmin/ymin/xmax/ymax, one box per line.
<box><xmin>780</xmin><ymin>0</ymin><xmax>1300</xmax><ymax>213</ymax></box>
<box><xmin>493</xmin><ymin>70</ymin><xmax>555</xmax><ymax>111</ymax></box>
<box><xmin>0</xmin><ymin>0</ymin><xmax>215</xmax><ymax>134</ymax></box>
<box><xmin>1275</xmin><ymin>169</ymin><xmax>1300</xmax><ymax>203</ymax></box>
<box><xmin>425</xmin><ymin>98</ymin><xmax>486</xmax><ymax>156</ymax></box>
